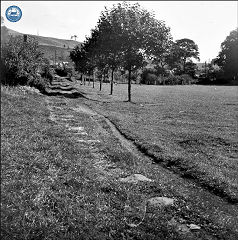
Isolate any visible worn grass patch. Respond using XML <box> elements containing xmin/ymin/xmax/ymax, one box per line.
<box><xmin>77</xmin><ymin>83</ymin><xmax>238</xmax><ymax>203</ymax></box>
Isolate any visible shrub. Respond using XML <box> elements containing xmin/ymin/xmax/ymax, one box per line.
<box><xmin>27</xmin><ymin>76</ymin><xmax>49</xmax><ymax>93</ymax></box>
<box><xmin>184</xmin><ymin>61</ymin><xmax>197</xmax><ymax>77</ymax></box>
<box><xmin>163</xmin><ymin>75</ymin><xmax>181</xmax><ymax>85</ymax></box>
<box><xmin>162</xmin><ymin>74</ymin><xmax>194</xmax><ymax>85</ymax></box>
<box><xmin>146</xmin><ymin>73</ymin><xmax>158</xmax><ymax>84</ymax></box>
<box><xmin>179</xmin><ymin>74</ymin><xmax>195</xmax><ymax>84</ymax></box>
<box><xmin>154</xmin><ymin>65</ymin><xmax>167</xmax><ymax>76</ymax></box>
<box><xmin>140</xmin><ymin>68</ymin><xmax>195</xmax><ymax>85</ymax></box>
<box><xmin>1</xmin><ymin>35</ymin><xmax>53</xmax><ymax>92</ymax></box>
<box><xmin>0</xmin><ymin>58</ymin><xmax>7</xmax><ymax>84</ymax></box>
<box><xmin>141</xmin><ymin>68</ymin><xmax>158</xmax><ymax>84</ymax></box>
<box><xmin>39</xmin><ymin>58</ymin><xmax>54</xmax><ymax>81</ymax></box>
<box><xmin>55</xmin><ymin>67</ymin><xmax>68</xmax><ymax>77</ymax></box>
<box><xmin>54</xmin><ymin>62</ymin><xmax>74</xmax><ymax>77</ymax></box>
<box><xmin>1</xmin><ymin>35</ymin><xmax>45</xmax><ymax>86</ymax></box>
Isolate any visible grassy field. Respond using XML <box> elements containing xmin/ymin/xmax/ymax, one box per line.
<box><xmin>77</xmin><ymin>82</ymin><xmax>238</xmax><ymax>203</ymax></box>
<box><xmin>1</xmin><ymin>86</ymin><xmax>205</xmax><ymax>239</ymax></box>
<box><xmin>1</xmin><ymin>86</ymin><xmax>112</xmax><ymax>239</ymax></box>
<box><xmin>1</xmin><ymin>84</ymin><xmax>238</xmax><ymax>239</ymax></box>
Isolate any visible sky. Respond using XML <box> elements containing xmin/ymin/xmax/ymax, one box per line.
<box><xmin>1</xmin><ymin>1</ymin><xmax>237</xmax><ymax>63</ymax></box>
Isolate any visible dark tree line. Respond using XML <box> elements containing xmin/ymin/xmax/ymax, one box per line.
<box><xmin>215</xmin><ymin>28</ymin><xmax>238</xmax><ymax>83</ymax></box>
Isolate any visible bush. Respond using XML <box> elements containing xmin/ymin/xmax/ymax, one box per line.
<box><xmin>154</xmin><ymin>65</ymin><xmax>167</xmax><ymax>76</ymax></box>
<box><xmin>196</xmin><ymin>70</ymin><xmax>237</xmax><ymax>85</ymax></box>
<box><xmin>179</xmin><ymin>74</ymin><xmax>195</xmax><ymax>84</ymax></box>
<box><xmin>1</xmin><ymin>35</ymin><xmax>53</xmax><ymax>92</ymax></box>
<box><xmin>163</xmin><ymin>75</ymin><xmax>181</xmax><ymax>85</ymax></box>
<box><xmin>1</xmin><ymin>35</ymin><xmax>52</xmax><ymax>91</ymax></box>
<box><xmin>39</xmin><ymin>58</ymin><xmax>54</xmax><ymax>81</ymax></box>
<box><xmin>141</xmin><ymin>68</ymin><xmax>158</xmax><ymax>84</ymax></box>
<box><xmin>140</xmin><ymin>68</ymin><xmax>195</xmax><ymax>85</ymax></box>
<box><xmin>27</xmin><ymin>76</ymin><xmax>50</xmax><ymax>93</ymax></box>
<box><xmin>0</xmin><ymin>58</ymin><xmax>7</xmax><ymax>84</ymax></box>
<box><xmin>1</xmin><ymin>35</ymin><xmax>45</xmax><ymax>86</ymax></box>
<box><xmin>54</xmin><ymin>62</ymin><xmax>74</xmax><ymax>77</ymax></box>
<box><xmin>163</xmin><ymin>74</ymin><xmax>194</xmax><ymax>85</ymax></box>
<box><xmin>55</xmin><ymin>67</ymin><xmax>68</xmax><ymax>77</ymax></box>
<box><xmin>146</xmin><ymin>73</ymin><xmax>158</xmax><ymax>84</ymax></box>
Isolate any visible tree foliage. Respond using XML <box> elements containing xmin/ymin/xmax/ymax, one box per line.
<box><xmin>70</xmin><ymin>45</ymin><xmax>88</xmax><ymax>74</ymax></box>
<box><xmin>215</xmin><ymin>28</ymin><xmax>238</xmax><ymax>81</ymax></box>
<box><xmin>87</xmin><ymin>2</ymin><xmax>171</xmax><ymax>101</ymax></box>
<box><xmin>169</xmin><ymin>39</ymin><xmax>200</xmax><ymax>73</ymax></box>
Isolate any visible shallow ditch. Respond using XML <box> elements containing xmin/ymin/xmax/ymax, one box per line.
<box><xmin>75</xmin><ymin>101</ymin><xmax>238</xmax><ymax>234</ymax></box>
<box><xmin>46</xmin><ymin>96</ymin><xmax>238</xmax><ymax>237</ymax></box>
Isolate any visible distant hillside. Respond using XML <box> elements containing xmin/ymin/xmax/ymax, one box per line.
<box><xmin>4</xmin><ymin>27</ymin><xmax>82</xmax><ymax>63</ymax></box>
<box><xmin>6</xmin><ymin>28</ymin><xmax>81</xmax><ymax>49</ymax></box>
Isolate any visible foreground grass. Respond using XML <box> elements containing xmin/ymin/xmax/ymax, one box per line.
<box><xmin>78</xmin><ymin>83</ymin><xmax>238</xmax><ymax>203</ymax></box>
<box><xmin>2</xmin><ymin>84</ymin><xmax>238</xmax><ymax>239</ymax></box>
<box><xmin>1</xmin><ymin>85</ymin><xmax>202</xmax><ymax>240</ymax></box>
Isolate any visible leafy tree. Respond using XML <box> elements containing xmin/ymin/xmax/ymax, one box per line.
<box><xmin>70</xmin><ymin>44</ymin><xmax>91</xmax><ymax>86</ymax></box>
<box><xmin>171</xmin><ymin>39</ymin><xmax>200</xmax><ymax>73</ymax></box>
<box><xmin>94</xmin><ymin>2</ymin><xmax>171</xmax><ymax>101</ymax></box>
<box><xmin>84</xmin><ymin>29</ymin><xmax>106</xmax><ymax>89</ymax></box>
<box><xmin>1</xmin><ymin>35</ymin><xmax>44</xmax><ymax>85</ymax></box>
<box><xmin>215</xmin><ymin>28</ymin><xmax>238</xmax><ymax>81</ymax></box>
<box><xmin>90</xmin><ymin>12</ymin><xmax>122</xmax><ymax>94</ymax></box>
<box><xmin>184</xmin><ymin>61</ymin><xmax>197</xmax><ymax>77</ymax></box>
<box><xmin>70</xmin><ymin>28</ymin><xmax>106</xmax><ymax>88</ymax></box>
<box><xmin>147</xmin><ymin>22</ymin><xmax>173</xmax><ymax>75</ymax></box>
<box><xmin>70</xmin><ymin>45</ymin><xmax>86</xmax><ymax>73</ymax></box>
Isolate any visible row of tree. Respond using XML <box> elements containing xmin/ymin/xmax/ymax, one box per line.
<box><xmin>70</xmin><ymin>2</ymin><xmax>200</xmax><ymax>101</ymax></box>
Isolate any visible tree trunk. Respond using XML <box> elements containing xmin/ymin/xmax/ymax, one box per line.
<box><xmin>183</xmin><ymin>59</ymin><xmax>186</xmax><ymax>73</ymax></box>
<box><xmin>84</xmin><ymin>75</ymin><xmax>86</xmax><ymax>85</ymax></box>
<box><xmin>103</xmin><ymin>73</ymin><xmax>106</xmax><ymax>85</ymax></box>
<box><xmin>128</xmin><ymin>68</ymin><xmax>132</xmax><ymax>102</ymax></box>
<box><xmin>100</xmin><ymin>75</ymin><xmax>102</xmax><ymax>91</ymax></box>
<box><xmin>93</xmin><ymin>72</ymin><xmax>95</xmax><ymax>88</ymax></box>
<box><xmin>88</xmin><ymin>76</ymin><xmax>90</xmax><ymax>86</ymax></box>
<box><xmin>110</xmin><ymin>70</ymin><xmax>114</xmax><ymax>95</ymax></box>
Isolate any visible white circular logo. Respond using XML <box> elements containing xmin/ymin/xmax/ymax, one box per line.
<box><xmin>6</xmin><ymin>6</ymin><xmax>22</xmax><ymax>22</ymax></box>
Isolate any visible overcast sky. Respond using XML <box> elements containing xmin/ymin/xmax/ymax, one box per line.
<box><xmin>1</xmin><ymin>1</ymin><xmax>237</xmax><ymax>62</ymax></box>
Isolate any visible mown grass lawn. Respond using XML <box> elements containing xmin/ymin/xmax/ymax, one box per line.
<box><xmin>78</xmin><ymin>83</ymin><xmax>238</xmax><ymax>203</ymax></box>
